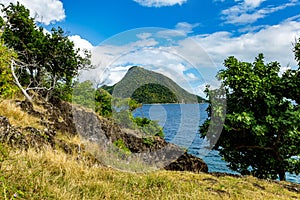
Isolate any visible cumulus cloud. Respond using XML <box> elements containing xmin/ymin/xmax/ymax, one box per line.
<box><xmin>193</xmin><ymin>17</ymin><xmax>300</xmax><ymax>68</ymax></box>
<box><xmin>133</xmin><ymin>0</ymin><xmax>187</xmax><ymax>7</ymax></box>
<box><xmin>69</xmin><ymin>35</ymin><xmax>94</xmax><ymax>58</ymax></box>
<box><xmin>69</xmin><ymin>35</ymin><xmax>93</xmax><ymax>51</ymax></box>
<box><xmin>0</xmin><ymin>0</ymin><xmax>65</xmax><ymax>25</ymax></box>
<box><xmin>221</xmin><ymin>0</ymin><xmax>298</xmax><ymax>25</ymax></box>
<box><xmin>80</xmin><ymin>16</ymin><xmax>300</xmax><ymax>96</ymax></box>
<box><xmin>79</xmin><ymin>32</ymin><xmax>210</xmax><ymax>95</ymax></box>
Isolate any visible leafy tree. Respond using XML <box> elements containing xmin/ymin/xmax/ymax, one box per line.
<box><xmin>0</xmin><ymin>2</ymin><xmax>91</xmax><ymax>101</ymax></box>
<box><xmin>281</xmin><ymin>37</ymin><xmax>300</xmax><ymax>104</ymax></box>
<box><xmin>72</xmin><ymin>81</ymin><xmax>113</xmax><ymax>117</ymax></box>
<box><xmin>0</xmin><ymin>38</ymin><xmax>18</xmax><ymax>98</ymax></box>
<box><xmin>72</xmin><ymin>80</ymin><xmax>96</xmax><ymax>109</ymax></box>
<box><xmin>201</xmin><ymin>53</ymin><xmax>300</xmax><ymax>181</ymax></box>
<box><xmin>95</xmin><ymin>88</ymin><xmax>112</xmax><ymax>117</ymax></box>
<box><xmin>128</xmin><ymin>99</ymin><xmax>141</xmax><ymax>112</ymax></box>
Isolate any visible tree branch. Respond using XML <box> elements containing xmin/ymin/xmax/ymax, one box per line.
<box><xmin>235</xmin><ymin>145</ymin><xmax>275</xmax><ymax>152</ymax></box>
<box><xmin>11</xmin><ymin>60</ymin><xmax>32</xmax><ymax>102</ymax></box>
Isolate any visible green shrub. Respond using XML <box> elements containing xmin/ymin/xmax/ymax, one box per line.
<box><xmin>113</xmin><ymin>139</ymin><xmax>131</xmax><ymax>155</ymax></box>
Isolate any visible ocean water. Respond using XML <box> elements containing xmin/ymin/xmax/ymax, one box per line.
<box><xmin>133</xmin><ymin>103</ymin><xmax>300</xmax><ymax>183</ymax></box>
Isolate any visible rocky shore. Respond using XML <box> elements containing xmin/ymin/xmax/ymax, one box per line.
<box><xmin>0</xmin><ymin>98</ymin><xmax>208</xmax><ymax>173</ymax></box>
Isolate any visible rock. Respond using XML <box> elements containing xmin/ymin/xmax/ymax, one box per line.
<box><xmin>164</xmin><ymin>152</ymin><xmax>208</xmax><ymax>173</ymax></box>
<box><xmin>2</xmin><ymin>98</ymin><xmax>209</xmax><ymax>174</ymax></box>
<box><xmin>0</xmin><ymin>116</ymin><xmax>28</xmax><ymax>149</ymax></box>
<box><xmin>71</xmin><ymin>106</ymin><xmax>208</xmax><ymax>173</ymax></box>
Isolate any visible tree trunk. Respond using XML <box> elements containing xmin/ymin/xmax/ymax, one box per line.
<box><xmin>10</xmin><ymin>60</ymin><xmax>33</xmax><ymax>103</ymax></box>
<box><xmin>278</xmin><ymin>167</ymin><xmax>286</xmax><ymax>181</ymax></box>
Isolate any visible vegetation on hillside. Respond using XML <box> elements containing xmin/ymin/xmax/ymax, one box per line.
<box><xmin>201</xmin><ymin>49</ymin><xmax>300</xmax><ymax>180</ymax></box>
<box><xmin>73</xmin><ymin>81</ymin><xmax>164</xmax><ymax>138</ymax></box>
<box><xmin>0</xmin><ymin>3</ymin><xmax>299</xmax><ymax>199</ymax></box>
<box><xmin>102</xmin><ymin>66</ymin><xmax>206</xmax><ymax>104</ymax></box>
<box><xmin>0</xmin><ymin>38</ymin><xmax>18</xmax><ymax>98</ymax></box>
<box><xmin>73</xmin><ymin>80</ymin><xmax>113</xmax><ymax>117</ymax></box>
<box><xmin>131</xmin><ymin>83</ymin><xmax>178</xmax><ymax>104</ymax></box>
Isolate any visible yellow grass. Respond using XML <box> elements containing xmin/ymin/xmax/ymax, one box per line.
<box><xmin>0</xmin><ymin>98</ymin><xmax>299</xmax><ymax>199</ymax></box>
<box><xmin>0</xmin><ymin>146</ymin><xmax>299</xmax><ymax>200</ymax></box>
<box><xmin>0</xmin><ymin>99</ymin><xmax>44</xmax><ymax>129</ymax></box>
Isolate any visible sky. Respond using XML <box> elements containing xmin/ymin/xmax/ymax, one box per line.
<box><xmin>1</xmin><ymin>0</ymin><xmax>300</xmax><ymax>96</ymax></box>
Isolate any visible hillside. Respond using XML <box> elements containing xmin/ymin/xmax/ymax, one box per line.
<box><xmin>0</xmin><ymin>98</ymin><xmax>299</xmax><ymax>199</ymax></box>
<box><xmin>102</xmin><ymin>66</ymin><xmax>206</xmax><ymax>104</ymax></box>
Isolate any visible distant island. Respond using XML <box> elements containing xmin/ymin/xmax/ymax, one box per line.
<box><xmin>101</xmin><ymin>66</ymin><xmax>206</xmax><ymax>104</ymax></box>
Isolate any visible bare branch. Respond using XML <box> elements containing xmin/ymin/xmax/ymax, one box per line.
<box><xmin>11</xmin><ymin>60</ymin><xmax>32</xmax><ymax>102</ymax></box>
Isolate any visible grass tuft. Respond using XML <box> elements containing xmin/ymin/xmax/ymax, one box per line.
<box><xmin>0</xmin><ymin>100</ymin><xmax>44</xmax><ymax>129</ymax></box>
<box><xmin>0</xmin><ymin>146</ymin><xmax>299</xmax><ymax>199</ymax></box>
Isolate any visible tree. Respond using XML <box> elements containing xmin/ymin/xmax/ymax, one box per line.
<box><xmin>281</xmin><ymin>37</ymin><xmax>300</xmax><ymax>104</ymax></box>
<box><xmin>0</xmin><ymin>2</ymin><xmax>91</xmax><ymax>102</ymax></box>
<box><xmin>95</xmin><ymin>88</ymin><xmax>112</xmax><ymax>117</ymax></box>
<box><xmin>0</xmin><ymin>38</ymin><xmax>18</xmax><ymax>98</ymax></box>
<box><xmin>200</xmin><ymin>53</ymin><xmax>300</xmax><ymax>181</ymax></box>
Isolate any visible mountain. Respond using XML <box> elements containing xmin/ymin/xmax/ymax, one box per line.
<box><xmin>102</xmin><ymin>66</ymin><xmax>206</xmax><ymax>104</ymax></box>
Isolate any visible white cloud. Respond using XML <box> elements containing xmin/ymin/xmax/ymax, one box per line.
<box><xmin>137</xmin><ymin>33</ymin><xmax>152</xmax><ymax>40</ymax></box>
<box><xmin>175</xmin><ymin>22</ymin><xmax>199</xmax><ymax>34</ymax></box>
<box><xmin>0</xmin><ymin>0</ymin><xmax>65</xmax><ymax>25</ymax></box>
<box><xmin>157</xmin><ymin>22</ymin><xmax>199</xmax><ymax>37</ymax></box>
<box><xmin>69</xmin><ymin>35</ymin><xmax>93</xmax><ymax>51</ymax></box>
<box><xmin>81</xmin><ymin>36</ymin><xmax>206</xmax><ymax>93</ymax></box>
<box><xmin>193</xmin><ymin>18</ymin><xmax>300</xmax><ymax>68</ymax></box>
<box><xmin>221</xmin><ymin>0</ymin><xmax>298</xmax><ymax>25</ymax></box>
<box><xmin>186</xmin><ymin>72</ymin><xmax>198</xmax><ymax>80</ymax></box>
<box><xmin>133</xmin><ymin>0</ymin><xmax>187</xmax><ymax>7</ymax></box>
<box><xmin>80</xmin><ymin>17</ymin><xmax>300</xmax><ymax>96</ymax></box>
<box><xmin>244</xmin><ymin>0</ymin><xmax>266</xmax><ymax>8</ymax></box>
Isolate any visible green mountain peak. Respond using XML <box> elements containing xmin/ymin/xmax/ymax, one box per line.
<box><xmin>102</xmin><ymin>66</ymin><xmax>206</xmax><ymax>104</ymax></box>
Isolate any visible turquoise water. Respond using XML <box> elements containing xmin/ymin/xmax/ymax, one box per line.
<box><xmin>133</xmin><ymin>103</ymin><xmax>300</xmax><ymax>183</ymax></box>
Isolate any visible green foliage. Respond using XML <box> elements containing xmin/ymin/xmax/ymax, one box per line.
<box><xmin>0</xmin><ymin>2</ymin><xmax>91</xmax><ymax>101</ymax></box>
<box><xmin>100</xmin><ymin>85</ymin><xmax>114</xmax><ymax>95</ymax></box>
<box><xmin>142</xmin><ymin>137</ymin><xmax>154</xmax><ymax>147</ymax></box>
<box><xmin>0</xmin><ymin>40</ymin><xmax>18</xmax><ymax>98</ymax></box>
<box><xmin>72</xmin><ymin>80</ymin><xmax>96</xmax><ymax>108</ymax></box>
<box><xmin>72</xmin><ymin>81</ymin><xmax>113</xmax><ymax>117</ymax></box>
<box><xmin>281</xmin><ymin>39</ymin><xmax>300</xmax><ymax>104</ymax></box>
<box><xmin>112</xmin><ymin>98</ymin><xmax>164</xmax><ymax>137</ymax></box>
<box><xmin>200</xmin><ymin>53</ymin><xmax>300</xmax><ymax>181</ymax></box>
<box><xmin>133</xmin><ymin>117</ymin><xmax>151</xmax><ymax>127</ymax></box>
<box><xmin>105</xmin><ymin>66</ymin><xmax>205</xmax><ymax>104</ymax></box>
<box><xmin>131</xmin><ymin>83</ymin><xmax>178</xmax><ymax>104</ymax></box>
<box><xmin>113</xmin><ymin>139</ymin><xmax>131</xmax><ymax>155</ymax></box>
<box><xmin>134</xmin><ymin>117</ymin><xmax>164</xmax><ymax>138</ymax></box>
<box><xmin>128</xmin><ymin>99</ymin><xmax>141</xmax><ymax>111</ymax></box>
<box><xmin>95</xmin><ymin>88</ymin><xmax>112</xmax><ymax>117</ymax></box>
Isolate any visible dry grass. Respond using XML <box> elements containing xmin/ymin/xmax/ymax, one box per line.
<box><xmin>0</xmin><ymin>146</ymin><xmax>299</xmax><ymax>200</ymax></box>
<box><xmin>0</xmin><ymin>98</ymin><xmax>299</xmax><ymax>199</ymax></box>
<box><xmin>0</xmin><ymin>99</ymin><xmax>44</xmax><ymax>129</ymax></box>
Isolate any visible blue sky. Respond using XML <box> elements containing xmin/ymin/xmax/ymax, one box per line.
<box><xmin>43</xmin><ymin>0</ymin><xmax>300</xmax><ymax>45</ymax></box>
<box><xmin>1</xmin><ymin>0</ymin><xmax>300</xmax><ymax>96</ymax></box>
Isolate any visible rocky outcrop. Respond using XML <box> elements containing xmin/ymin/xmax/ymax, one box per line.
<box><xmin>0</xmin><ymin>116</ymin><xmax>55</xmax><ymax>149</ymax></box>
<box><xmin>1</xmin><ymin>98</ymin><xmax>208</xmax><ymax>173</ymax></box>
<box><xmin>164</xmin><ymin>152</ymin><xmax>208</xmax><ymax>173</ymax></box>
<box><xmin>71</xmin><ymin>101</ymin><xmax>208</xmax><ymax>173</ymax></box>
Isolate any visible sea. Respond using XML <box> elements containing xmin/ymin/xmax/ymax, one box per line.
<box><xmin>133</xmin><ymin>103</ymin><xmax>300</xmax><ymax>184</ymax></box>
